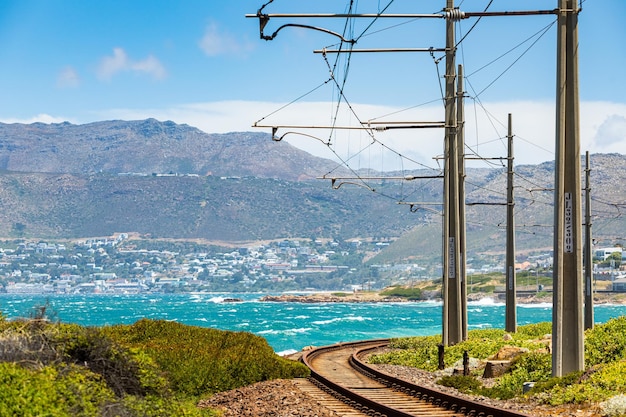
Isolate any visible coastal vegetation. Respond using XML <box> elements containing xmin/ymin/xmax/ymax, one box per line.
<box><xmin>379</xmin><ymin>285</ymin><xmax>423</xmax><ymax>300</ymax></box>
<box><xmin>369</xmin><ymin>318</ymin><xmax>626</xmax><ymax>415</ymax></box>
<box><xmin>0</xmin><ymin>309</ymin><xmax>309</xmax><ymax>416</ymax></box>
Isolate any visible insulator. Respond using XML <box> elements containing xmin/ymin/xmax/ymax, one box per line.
<box><xmin>446</xmin><ymin>9</ymin><xmax>466</xmax><ymax>21</ymax></box>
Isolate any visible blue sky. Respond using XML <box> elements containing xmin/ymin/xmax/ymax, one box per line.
<box><xmin>0</xmin><ymin>0</ymin><xmax>624</xmax><ymax>170</ymax></box>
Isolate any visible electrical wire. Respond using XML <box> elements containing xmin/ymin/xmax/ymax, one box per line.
<box><xmin>252</xmin><ymin>0</ymin><xmax>566</xmax><ymax>219</ymax></box>
<box><xmin>354</xmin><ymin>0</ymin><xmax>396</xmax><ymax>41</ymax></box>
<box><xmin>469</xmin><ymin>21</ymin><xmax>555</xmax><ymax>99</ymax></box>
<box><xmin>455</xmin><ymin>0</ymin><xmax>493</xmax><ymax>49</ymax></box>
<box><xmin>253</xmin><ymin>78</ymin><xmax>333</xmax><ymax>126</ymax></box>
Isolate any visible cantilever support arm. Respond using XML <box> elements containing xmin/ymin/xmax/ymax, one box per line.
<box><xmin>255</xmin><ymin>11</ymin><xmax>356</xmax><ymax>43</ymax></box>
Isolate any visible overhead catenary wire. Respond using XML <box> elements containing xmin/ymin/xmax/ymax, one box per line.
<box><xmin>250</xmin><ymin>0</ymin><xmax>563</xmax><ymax>215</ymax></box>
<box><xmin>471</xmin><ymin>21</ymin><xmax>556</xmax><ymax>100</ymax></box>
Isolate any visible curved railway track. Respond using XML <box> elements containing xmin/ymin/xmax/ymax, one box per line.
<box><xmin>300</xmin><ymin>339</ymin><xmax>530</xmax><ymax>417</ymax></box>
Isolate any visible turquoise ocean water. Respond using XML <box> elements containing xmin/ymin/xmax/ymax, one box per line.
<box><xmin>1</xmin><ymin>293</ymin><xmax>625</xmax><ymax>355</ymax></box>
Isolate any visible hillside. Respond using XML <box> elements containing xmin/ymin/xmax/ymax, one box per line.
<box><xmin>0</xmin><ymin>172</ymin><xmax>418</xmax><ymax>241</ymax></box>
<box><xmin>0</xmin><ymin>119</ymin><xmax>625</xmax><ymax>264</ymax></box>
<box><xmin>0</xmin><ymin>119</ymin><xmax>345</xmax><ymax>181</ymax></box>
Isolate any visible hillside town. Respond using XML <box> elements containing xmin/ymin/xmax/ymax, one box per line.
<box><xmin>0</xmin><ymin>234</ymin><xmax>384</xmax><ymax>294</ymax></box>
<box><xmin>0</xmin><ymin>234</ymin><xmax>623</xmax><ymax>295</ymax></box>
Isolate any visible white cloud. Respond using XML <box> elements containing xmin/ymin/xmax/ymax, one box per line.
<box><xmin>129</xmin><ymin>55</ymin><xmax>166</xmax><ymax>80</ymax></box>
<box><xmin>97</xmin><ymin>48</ymin><xmax>128</xmax><ymax>80</ymax></box>
<box><xmin>0</xmin><ymin>114</ymin><xmax>73</xmax><ymax>124</ymax></box>
<box><xmin>57</xmin><ymin>66</ymin><xmax>80</xmax><ymax>88</ymax></box>
<box><xmin>198</xmin><ymin>22</ymin><xmax>252</xmax><ymax>57</ymax></box>
<box><xmin>36</xmin><ymin>99</ymin><xmax>626</xmax><ymax>171</ymax></box>
<box><xmin>97</xmin><ymin>47</ymin><xmax>166</xmax><ymax>81</ymax></box>
<box><xmin>594</xmin><ymin>114</ymin><xmax>626</xmax><ymax>148</ymax></box>
<box><xmin>178</xmin><ymin>100</ymin><xmax>556</xmax><ymax>170</ymax></box>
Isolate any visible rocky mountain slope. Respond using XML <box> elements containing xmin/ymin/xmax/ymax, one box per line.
<box><xmin>0</xmin><ymin>119</ymin><xmax>344</xmax><ymax>181</ymax></box>
<box><xmin>0</xmin><ymin>119</ymin><xmax>624</xmax><ymax>263</ymax></box>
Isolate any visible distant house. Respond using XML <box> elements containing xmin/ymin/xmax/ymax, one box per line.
<box><xmin>595</xmin><ymin>247</ymin><xmax>623</xmax><ymax>261</ymax></box>
<box><xmin>612</xmin><ymin>277</ymin><xmax>626</xmax><ymax>292</ymax></box>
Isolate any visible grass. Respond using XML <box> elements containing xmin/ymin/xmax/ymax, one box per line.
<box><xmin>369</xmin><ymin>318</ymin><xmax>626</xmax><ymax>409</ymax></box>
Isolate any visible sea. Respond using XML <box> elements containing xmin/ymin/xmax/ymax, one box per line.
<box><xmin>1</xmin><ymin>293</ymin><xmax>625</xmax><ymax>356</ymax></box>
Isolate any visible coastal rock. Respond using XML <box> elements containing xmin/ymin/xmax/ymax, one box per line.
<box><xmin>483</xmin><ymin>360</ymin><xmax>512</xmax><ymax>378</ymax></box>
<box><xmin>259</xmin><ymin>293</ymin><xmax>407</xmax><ymax>303</ymax></box>
<box><xmin>490</xmin><ymin>345</ymin><xmax>530</xmax><ymax>361</ymax></box>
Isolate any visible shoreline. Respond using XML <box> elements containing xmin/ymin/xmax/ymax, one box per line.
<box><xmin>260</xmin><ymin>290</ymin><xmax>626</xmax><ymax>305</ymax></box>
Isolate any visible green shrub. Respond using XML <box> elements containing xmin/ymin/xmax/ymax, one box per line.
<box><xmin>62</xmin><ymin>326</ymin><xmax>160</xmax><ymax>397</ymax></box>
<box><xmin>534</xmin><ymin>361</ymin><xmax>626</xmax><ymax>406</ymax></box>
<box><xmin>104</xmin><ymin>319</ymin><xmax>309</xmax><ymax>397</ymax></box>
<box><xmin>585</xmin><ymin>316</ymin><xmax>626</xmax><ymax>366</ymax></box>
<box><xmin>0</xmin><ymin>319</ymin><xmax>284</xmax><ymax>415</ymax></box>
<box><xmin>516</xmin><ymin>322</ymin><xmax>552</xmax><ymax>339</ymax></box>
<box><xmin>438</xmin><ymin>374</ymin><xmax>483</xmax><ymax>394</ymax></box>
<box><xmin>372</xmin><ymin>320</ymin><xmax>626</xmax><ymax>406</ymax></box>
<box><xmin>379</xmin><ymin>286</ymin><xmax>423</xmax><ymax>300</ymax></box>
<box><xmin>0</xmin><ymin>362</ymin><xmax>114</xmax><ymax>417</ymax></box>
<box><xmin>120</xmin><ymin>394</ymin><xmax>217</xmax><ymax>417</ymax></box>
<box><xmin>370</xmin><ymin>335</ymin><xmax>441</xmax><ymax>371</ymax></box>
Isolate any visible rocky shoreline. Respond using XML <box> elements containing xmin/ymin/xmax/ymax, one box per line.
<box><xmin>260</xmin><ymin>291</ymin><xmax>626</xmax><ymax>305</ymax></box>
<box><xmin>259</xmin><ymin>293</ymin><xmax>409</xmax><ymax>303</ymax></box>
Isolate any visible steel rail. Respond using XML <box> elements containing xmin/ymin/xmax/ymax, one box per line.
<box><xmin>301</xmin><ymin>339</ymin><xmax>531</xmax><ymax>417</ymax></box>
<box><xmin>352</xmin><ymin>344</ymin><xmax>531</xmax><ymax>417</ymax></box>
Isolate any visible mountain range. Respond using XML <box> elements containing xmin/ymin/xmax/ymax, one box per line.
<box><xmin>0</xmin><ymin>119</ymin><xmax>624</xmax><ymax>264</ymax></box>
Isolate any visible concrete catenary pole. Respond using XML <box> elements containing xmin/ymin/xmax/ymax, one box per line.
<box><xmin>442</xmin><ymin>0</ymin><xmax>463</xmax><ymax>346</ymax></box>
<box><xmin>457</xmin><ymin>64</ymin><xmax>468</xmax><ymax>341</ymax></box>
<box><xmin>505</xmin><ymin>114</ymin><xmax>517</xmax><ymax>333</ymax></box>
<box><xmin>584</xmin><ymin>151</ymin><xmax>594</xmax><ymax>330</ymax></box>
<box><xmin>552</xmin><ymin>0</ymin><xmax>584</xmax><ymax>377</ymax></box>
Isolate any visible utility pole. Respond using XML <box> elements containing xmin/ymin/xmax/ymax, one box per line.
<box><xmin>442</xmin><ymin>0</ymin><xmax>463</xmax><ymax>347</ymax></box>
<box><xmin>457</xmin><ymin>64</ymin><xmax>468</xmax><ymax>341</ymax></box>
<box><xmin>552</xmin><ymin>0</ymin><xmax>584</xmax><ymax>377</ymax></box>
<box><xmin>584</xmin><ymin>151</ymin><xmax>593</xmax><ymax>330</ymax></box>
<box><xmin>505</xmin><ymin>114</ymin><xmax>517</xmax><ymax>333</ymax></box>
<box><xmin>248</xmin><ymin>1</ymin><xmax>569</xmax><ymax>351</ymax></box>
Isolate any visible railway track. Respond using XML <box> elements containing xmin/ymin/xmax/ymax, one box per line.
<box><xmin>300</xmin><ymin>339</ymin><xmax>530</xmax><ymax>417</ymax></box>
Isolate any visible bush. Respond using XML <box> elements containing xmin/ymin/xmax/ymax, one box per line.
<box><xmin>0</xmin><ymin>318</ymin><xmax>276</xmax><ymax>415</ymax></box>
<box><xmin>0</xmin><ymin>362</ymin><xmax>114</xmax><ymax>417</ymax></box>
<box><xmin>379</xmin><ymin>286</ymin><xmax>423</xmax><ymax>300</ymax></box>
<box><xmin>438</xmin><ymin>374</ymin><xmax>483</xmax><ymax>394</ymax></box>
<box><xmin>104</xmin><ymin>319</ymin><xmax>309</xmax><ymax>397</ymax></box>
<box><xmin>373</xmin><ymin>320</ymin><xmax>626</xmax><ymax>407</ymax></box>
<box><xmin>62</xmin><ymin>326</ymin><xmax>164</xmax><ymax>397</ymax></box>
<box><xmin>586</xmin><ymin>316</ymin><xmax>626</xmax><ymax>366</ymax></box>
<box><xmin>370</xmin><ymin>335</ymin><xmax>441</xmax><ymax>371</ymax></box>
<box><xmin>515</xmin><ymin>322</ymin><xmax>552</xmax><ymax>339</ymax></box>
